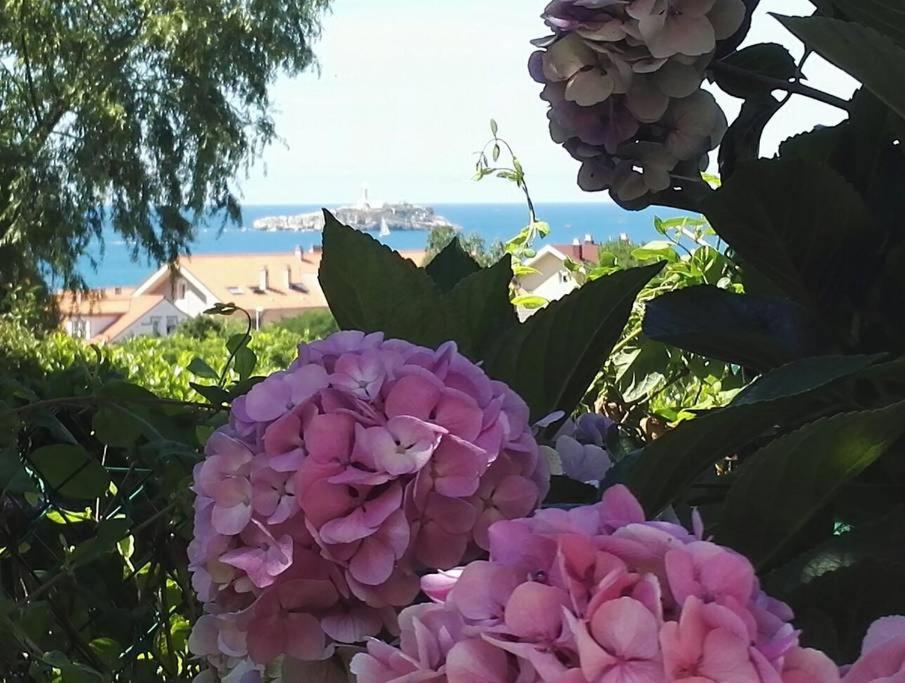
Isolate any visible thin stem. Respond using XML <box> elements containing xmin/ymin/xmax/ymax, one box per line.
<box><xmin>710</xmin><ymin>60</ymin><xmax>851</xmax><ymax>111</ymax></box>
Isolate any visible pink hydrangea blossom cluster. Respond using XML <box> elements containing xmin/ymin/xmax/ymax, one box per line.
<box><xmin>529</xmin><ymin>0</ymin><xmax>746</xmax><ymax>202</ymax></box>
<box><xmin>187</xmin><ymin>331</ymin><xmax>548</xmax><ymax>676</ymax></box>
<box><xmin>351</xmin><ymin>484</ymin><xmax>843</xmax><ymax>683</ymax></box>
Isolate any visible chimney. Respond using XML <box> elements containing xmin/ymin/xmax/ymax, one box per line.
<box><xmin>308</xmin><ymin>244</ymin><xmax>323</xmax><ymax>254</ymax></box>
<box><xmin>259</xmin><ymin>266</ymin><xmax>269</xmax><ymax>291</ymax></box>
<box><xmin>283</xmin><ymin>264</ymin><xmax>292</xmax><ymax>290</ymax></box>
<box><xmin>571</xmin><ymin>237</ymin><xmax>580</xmax><ymax>246</ymax></box>
<box><xmin>293</xmin><ymin>245</ymin><xmax>303</xmax><ymax>261</ymax></box>
<box><xmin>584</xmin><ymin>233</ymin><xmax>593</xmax><ymax>244</ymax></box>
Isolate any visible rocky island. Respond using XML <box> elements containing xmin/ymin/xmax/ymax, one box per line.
<box><xmin>252</xmin><ymin>200</ymin><xmax>459</xmax><ymax>233</ymax></box>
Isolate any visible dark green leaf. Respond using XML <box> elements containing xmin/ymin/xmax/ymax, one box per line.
<box><xmin>714</xmin><ymin>43</ymin><xmax>798</xmax><ymax>99</ymax></box>
<box><xmin>483</xmin><ymin>264</ymin><xmax>663</xmax><ymax>421</ymax></box>
<box><xmin>0</xmin><ymin>447</ymin><xmax>37</xmax><ymax>494</ymax></box>
<box><xmin>233</xmin><ymin>347</ymin><xmax>257</xmax><ymax>382</ymax></box>
<box><xmin>628</xmin><ymin>354</ymin><xmax>882</xmax><ymax>513</ymax></box>
<box><xmin>425</xmin><ymin>238</ymin><xmax>482</xmax><ymax>292</ymax></box>
<box><xmin>191</xmin><ymin>383</ymin><xmax>231</xmax><ymax>406</ymax></box>
<box><xmin>446</xmin><ymin>255</ymin><xmax>517</xmax><ymax>358</ymax></box>
<box><xmin>92</xmin><ymin>407</ymin><xmax>143</xmax><ymax>448</ymax></box>
<box><xmin>775</xmin><ymin>14</ymin><xmax>905</xmax><ymax>119</ymax></box>
<box><xmin>187</xmin><ymin>357</ymin><xmax>219</xmax><ymax>380</ymax></box>
<box><xmin>718</xmin><ymin>94</ymin><xmax>784</xmax><ymax>179</ymax></box>
<box><xmin>702</xmin><ymin>157</ymin><xmax>873</xmax><ymax>317</ymax></box>
<box><xmin>29</xmin><ymin>445</ymin><xmax>109</xmax><ymax>500</ymax></box>
<box><xmin>828</xmin><ymin>0</ymin><xmax>905</xmax><ymax>47</ymax></box>
<box><xmin>643</xmin><ymin>285</ymin><xmax>827</xmax><ymax>371</ymax></box>
<box><xmin>766</xmin><ymin>506</ymin><xmax>905</xmax><ymax>597</ymax></box>
<box><xmin>319</xmin><ymin>211</ymin><xmax>448</xmax><ymax>346</ymax></box>
<box><xmin>226</xmin><ymin>333</ymin><xmax>251</xmax><ymax>354</ymax></box>
<box><xmin>717</xmin><ymin>400</ymin><xmax>905</xmax><ymax>569</ymax></box>
<box><xmin>784</xmin><ymin>560</ymin><xmax>905</xmax><ymax>662</ymax></box>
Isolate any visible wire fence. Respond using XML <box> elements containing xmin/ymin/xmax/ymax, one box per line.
<box><xmin>1</xmin><ymin>390</ymin><xmax>207</xmax><ymax>682</ymax></box>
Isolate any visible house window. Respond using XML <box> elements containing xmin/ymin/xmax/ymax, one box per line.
<box><xmin>178</xmin><ymin>282</ymin><xmax>187</xmax><ymax>299</ymax></box>
<box><xmin>150</xmin><ymin>316</ymin><xmax>161</xmax><ymax>336</ymax></box>
<box><xmin>166</xmin><ymin>316</ymin><xmax>179</xmax><ymax>334</ymax></box>
<box><xmin>558</xmin><ymin>271</ymin><xmax>571</xmax><ymax>285</ymax></box>
<box><xmin>227</xmin><ymin>286</ymin><xmax>244</xmax><ymax>295</ymax></box>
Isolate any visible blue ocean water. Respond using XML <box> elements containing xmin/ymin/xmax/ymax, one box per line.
<box><xmin>75</xmin><ymin>203</ymin><xmax>688</xmax><ymax>287</ymax></box>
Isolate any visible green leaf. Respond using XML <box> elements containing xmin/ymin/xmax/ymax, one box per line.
<box><xmin>89</xmin><ymin>637</ymin><xmax>123</xmax><ymax>670</ymax></box>
<box><xmin>628</xmin><ymin>354</ymin><xmax>883</xmax><ymax>513</ymax></box>
<box><xmin>717</xmin><ymin>400</ymin><xmax>905</xmax><ymax>569</ymax></box>
<box><xmin>191</xmin><ymin>382</ymin><xmax>231</xmax><ymax>405</ymax></box>
<box><xmin>766</xmin><ymin>506</ymin><xmax>905</xmax><ymax>597</ymax></box>
<box><xmin>643</xmin><ymin>285</ymin><xmax>826</xmax><ymax>371</ymax></box>
<box><xmin>702</xmin><ymin>157</ymin><xmax>873</xmax><ymax>316</ymax></box>
<box><xmin>828</xmin><ymin>0</ymin><xmax>905</xmax><ymax>47</ymax></box>
<box><xmin>718</xmin><ymin>94</ymin><xmax>784</xmax><ymax>179</ymax></box>
<box><xmin>233</xmin><ymin>346</ymin><xmax>257</xmax><ymax>382</ymax></box>
<box><xmin>1</xmin><ymin>447</ymin><xmax>37</xmax><ymax>495</ymax></box>
<box><xmin>319</xmin><ymin>210</ymin><xmax>448</xmax><ymax>346</ymax></box>
<box><xmin>490</xmin><ymin>118</ymin><xmax>499</xmax><ymax>136</ymax></box>
<box><xmin>92</xmin><ymin>406</ymin><xmax>143</xmax><ymax>448</ymax></box>
<box><xmin>187</xmin><ymin>357</ymin><xmax>219</xmax><ymax>380</ymax></box>
<box><xmin>782</xmin><ymin>560</ymin><xmax>905</xmax><ymax>663</ymax></box>
<box><xmin>425</xmin><ymin>238</ymin><xmax>482</xmax><ymax>292</ymax></box>
<box><xmin>483</xmin><ymin>263</ymin><xmax>663</xmax><ymax>421</ymax></box>
<box><xmin>511</xmin><ymin>294</ymin><xmax>547</xmax><ymax>309</ymax></box>
<box><xmin>775</xmin><ymin>14</ymin><xmax>905</xmax><ymax>119</ymax></box>
<box><xmin>29</xmin><ymin>445</ymin><xmax>109</xmax><ymax>500</ymax></box>
<box><xmin>630</xmin><ymin>241</ymin><xmax>678</xmax><ymax>263</ymax></box>
<box><xmin>715</xmin><ymin>43</ymin><xmax>798</xmax><ymax>99</ymax></box>
<box><xmin>446</xmin><ymin>255</ymin><xmax>518</xmax><ymax>358</ymax></box>
<box><xmin>226</xmin><ymin>333</ymin><xmax>250</xmax><ymax>354</ymax></box>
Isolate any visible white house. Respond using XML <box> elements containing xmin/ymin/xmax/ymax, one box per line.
<box><xmin>58</xmin><ymin>246</ymin><xmax>425</xmax><ymax>343</ymax></box>
<box><xmin>518</xmin><ymin>236</ymin><xmax>601</xmax><ymax>304</ymax></box>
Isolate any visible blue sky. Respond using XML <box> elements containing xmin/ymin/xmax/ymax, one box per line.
<box><xmin>239</xmin><ymin>0</ymin><xmax>857</xmax><ymax>205</ymax></box>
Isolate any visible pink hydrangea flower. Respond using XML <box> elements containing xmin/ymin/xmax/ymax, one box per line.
<box><xmin>352</xmin><ymin>485</ymin><xmax>815</xmax><ymax>683</ymax></box>
<box><xmin>843</xmin><ymin>616</ymin><xmax>905</xmax><ymax>683</ymax></box>
<box><xmin>189</xmin><ymin>332</ymin><xmax>546</xmax><ymax>675</ymax></box>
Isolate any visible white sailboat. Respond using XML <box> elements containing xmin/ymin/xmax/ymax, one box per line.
<box><xmin>379</xmin><ymin>217</ymin><xmax>391</xmax><ymax>237</ymax></box>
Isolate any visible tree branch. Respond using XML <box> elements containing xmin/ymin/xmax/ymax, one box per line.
<box><xmin>17</xmin><ymin>3</ymin><xmax>44</xmax><ymax>124</ymax></box>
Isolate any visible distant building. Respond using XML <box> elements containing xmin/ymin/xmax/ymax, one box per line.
<box><xmin>58</xmin><ymin>246</ymin><xmax>425</xmax><ymax>343</ymax></box>
<box><xmin>518</xmin><ymin>235</ymin><xmax>600</xmax><ymax>305</ymax></box>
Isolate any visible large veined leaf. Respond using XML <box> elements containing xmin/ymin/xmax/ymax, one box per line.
<box><xmin>717</xmin><ymin>400</ymin><xmax>905</xmax><ymax>570</ymax></box>
<box><xmin>784</xmin><ymin>560</ymin><xmax>905</xmax><ymax>663</ymax></box>
<box><xmin>319</xmin><ymin>211</ymin><xmax>449</xmax><ymax>347</ymax></box>
<box><xmin>766</xmin><ymin>506</ymin><xmax>905</xmax><ymax>597</ymax></box>
<box><xmin>643</xmin><ymin>285</ymin><xmax>827</xmax><ymax>371</ymax></box>
<box><xmin>828</xmin><ymin>0</ymin><xmax>905</xmax><ymax>47</ymax></box>
<box><xmin>776</xmin><ymin>14</ymin><xmax>905</xmax><ymax>120</ymax></box>
<box><xmin>320</xmin><ymin>212</ymin><xmax>518</xmax><ymax>360</ymax></box>
<box><xmin>425</xmin><ymin>238</ymin><xmax>481</xmax><ymax>292</ymax></box>
<box><xmin>446</xmin><ymin>255</ymin><xmax>518</xmax><ymax>358</ymax></box>
<box><xmin>702</xmin><ymin>157</ymin><xmax>872</xmax><ymax>317</ymax></box>
<box><xmin>628</xmin><ymin>354</ymin><xmax>883</xmax><ymax>513</ymax></box>
<box><xmin>765</xmin><ymin>507</ymin><xmax>905</xmax><ymax>661</ymax></box>
<box><xmin>483</xmin><ymin>263</ymin><xmax>663</xmax><ymax>421</ymax></box>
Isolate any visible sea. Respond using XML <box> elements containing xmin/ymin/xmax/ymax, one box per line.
<box><xmin>75</xmin><ymin>203</ymin><xmax>690</xmax><ymax>288</ymax></box>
